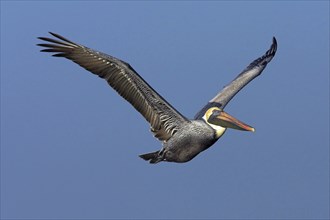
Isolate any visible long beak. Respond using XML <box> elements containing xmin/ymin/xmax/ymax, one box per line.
<box><xmin>213</xmin><ymin>111</ymin><xmax>255</xmax><ymax>132</ymax></box>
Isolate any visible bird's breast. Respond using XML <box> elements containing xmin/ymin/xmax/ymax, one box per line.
<box><xmin>163</xmin><ymin>121</ymin><xmax>218</xmax><ymax>162</ymax></box>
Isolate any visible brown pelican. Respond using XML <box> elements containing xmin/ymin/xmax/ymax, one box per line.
<box><xmin>37</xmin><ymin>33</ymin><xmax>277</xmax><ymax>163</ymax></box>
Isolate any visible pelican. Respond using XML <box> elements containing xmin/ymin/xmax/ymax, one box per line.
<box><xmin>37</xmin><ymin>33</ymin><xmax>277</xmax><ymax>163</ymax></box>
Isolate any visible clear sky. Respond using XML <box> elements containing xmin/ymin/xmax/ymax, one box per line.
<box><xmin>1</xmin><ymin>1</ymin><xmax>329</xmax><ymax>219</ymax></box>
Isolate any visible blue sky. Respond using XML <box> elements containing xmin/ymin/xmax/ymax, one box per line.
<box><xmin>1</xmin><ymin>1</ymin><xmax>329</xmax><ymax>219</ymax></box>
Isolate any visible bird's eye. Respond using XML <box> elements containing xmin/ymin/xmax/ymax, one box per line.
<box><xmin>212</xmin><ymin>109</ymin><xmax>221</xmax><ymax>114</ymax></box>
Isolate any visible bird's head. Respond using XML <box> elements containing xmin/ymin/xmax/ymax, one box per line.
<box><xmin>202</xmin><ymin>107</ymin><xmax>255</xmax><ymax>139</ymax></box>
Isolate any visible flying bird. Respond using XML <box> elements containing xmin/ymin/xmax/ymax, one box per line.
<box><xmin>37</xmin><ymin>33</ymin><xmax>277</xmax><ymax>163</ymax></box>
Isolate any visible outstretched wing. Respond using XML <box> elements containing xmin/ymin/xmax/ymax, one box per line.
<box><xmin>38</xmin><ymin>32</ymin><xmax>189</xmax><ymax>142</ymax></box>
<box><xmin>195</xmin><ymin>37</ymin><xmax>277</xmax><ymax>119</ymax></box>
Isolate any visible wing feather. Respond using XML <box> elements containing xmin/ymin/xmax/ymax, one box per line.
<box><xmin>195</xmin><ymin>37</ymin><xmax>277</xmax><ymax>119</ymax></box>
<box><xmin>38</xmin><ymin>32</ymin><xmax>189</xmax><ymax>141</ymax></box>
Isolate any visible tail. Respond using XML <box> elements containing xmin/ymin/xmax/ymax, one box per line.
<box><xmin>139</xmin><ymin>150</ymin><xmax>162</xmax><ymax>164</ymax></box>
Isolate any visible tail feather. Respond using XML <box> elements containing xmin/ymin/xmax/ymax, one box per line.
<box><xmin>139</xmin><ymin>151</ymin><xmax>162</xmax><ymax>164</ymax></box>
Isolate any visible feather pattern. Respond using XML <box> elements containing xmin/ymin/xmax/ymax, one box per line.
<box><xmin>38</xmin><ymin>32</ymin><xmax>189</xmax><ymax>142</ymax></box>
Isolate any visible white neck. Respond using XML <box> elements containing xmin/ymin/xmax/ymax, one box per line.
<box><xmin>202</xmin><ymin>115</ymin><xmax>227</xmax><ymax>139</ymax></box>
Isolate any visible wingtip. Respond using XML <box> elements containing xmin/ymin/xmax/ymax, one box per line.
<box><xmin>272</xmin><ymin>36</ymin><xmax>277</xmax><ymax>46</ymax></box>
<box><xmin>37</xmin><ymin>33</ymin><xmax>56</xmax><ymax>42</ymax></box>
<box><xmin>49</xmin><ymin>31</ymin><xmax>61</xmax><ymax>39</ymax></box>
<box><xmin>269</xmin><ymin>36</ymin><xmax>277</xmax><ymax>56</ymax></box>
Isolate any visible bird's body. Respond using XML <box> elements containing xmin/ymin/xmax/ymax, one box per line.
<box><xmin>144</xmin><ymin>120</ymin><xmax>223</xmax><ymax>163</ymax></box>
<box><xmin>37</xmin><ymin>33</ymin><xmax>277</xmax><ymax>164</ymax></box>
